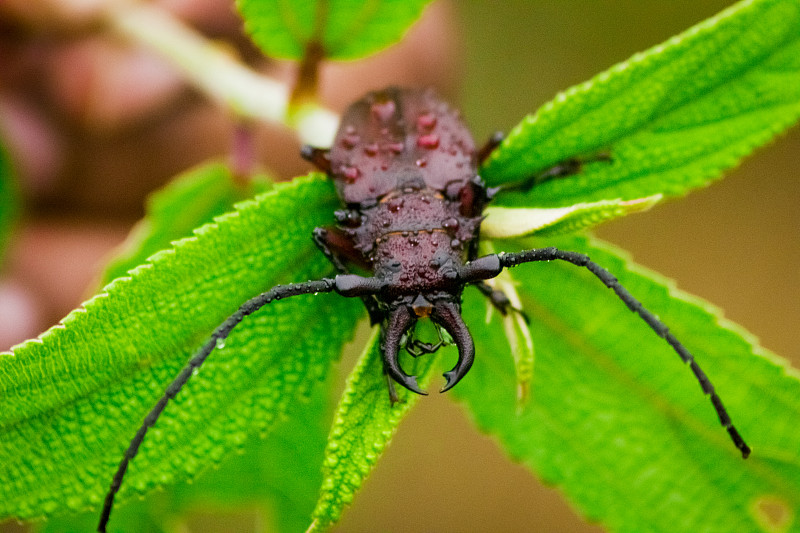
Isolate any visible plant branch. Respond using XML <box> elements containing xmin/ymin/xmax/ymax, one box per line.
<box><xmin>102</xmin><ymin>1</ymin><xmax>339</xmax><ymax>146</ymax></box>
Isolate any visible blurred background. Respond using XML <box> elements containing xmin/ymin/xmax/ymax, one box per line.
<box><xmin>0</xmin><ymin>0</ymin><xmax>797</xmax><ymax>531</ymax></box>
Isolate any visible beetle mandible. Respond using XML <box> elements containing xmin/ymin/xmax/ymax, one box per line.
<box><xmin>99</xmin><ymin>87</ymin><xmax>749</xmax><ymax>531</ymax></box>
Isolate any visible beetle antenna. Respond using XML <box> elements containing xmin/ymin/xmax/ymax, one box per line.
<box><xmin>494</xmin><ymin>247</ymin><xmax>751</xmax><ymax>459</ymax></box>
<box><xmin>98</xmin><ymin>278</ymin><xmax>338</xmax><ymax>532</ymax></box>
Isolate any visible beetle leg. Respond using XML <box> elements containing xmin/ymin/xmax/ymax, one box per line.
<box><xmin>503</xmin><ymin>151</ymin><xmax>613</xmax><ymax>193</ymax></box>
<box><xmin>312</xmin><ymin>227</ymin><xmax>370</xmax><ymax>272</ymax></box>
<box><xmin>300</xmin><ymin>145</ymin><xmax>331</xmax><ymax>173</ymax></box>
<box><xmin>382</xmin><ymin>306</ymin><xmax>427</xmax><ymax>396</ymax></box>
<box><xmin>537</xmin><ymin>152</ymin><xmax>612</xmax><ymax>181</ymax></box>
<box><xmin>473</xmin><ymin>281</ymin><xmax>530</xmax><ymax>324</ymax></box>
<box><xmin>313</xmin><ymin>227</ymin><xmax>382</xmax><ymax>324</ymax></box>
<box><xmin>406</xmin><ymin>340</ymin><xmax>438</xmax><ymax>357</ymax></box>
<box><xmin>403</xmin><ymin>323</ymin><xmax>445</xmax><ymax>357</ymax></box>
<box><xmin>477</xmin><ymin>131</ymin><xmax>505</xmax><ymax>165</ymax></box>
<box><xmin>432</xmin><ymin>301</ymin><xmax>475</xmax><ymax>392</ymax></box>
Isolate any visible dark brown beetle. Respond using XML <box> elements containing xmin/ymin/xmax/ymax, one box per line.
<box><xmin>304</xmin><ymin>86</ymin><xmax>494</xmax><ymax>395</ymax></box>
<box><xmin>99</xmin><ymin>87</ymin><xmax>749</xmax><ymax>532</ymax></box>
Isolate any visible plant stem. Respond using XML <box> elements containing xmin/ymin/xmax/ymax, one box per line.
<box><xmin>102</xmin><ymin>1</ymin><xmax>339</xmax><ymax>146</ymax></box>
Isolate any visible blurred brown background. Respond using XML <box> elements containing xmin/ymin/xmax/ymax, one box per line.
<box><xmin>0</xmin><ymin>0</ymin><xmax>797</xmax><ymax>531</ymax></box>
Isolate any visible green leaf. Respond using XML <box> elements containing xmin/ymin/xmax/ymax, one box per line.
<box><xmin>483</xmin><ymin>0</ymin><xmax>800</xmax><ymax>208</ymax></box>
<box><xmin>309</xmin><ymin>329</ymin><xmax>442</xmax><ymax>531</ymax></box>
<box><xmin>0</xmin><ymin>141</ymin><xmax>19</xmax><ymax>262</ymax></box>
<box><xmin>458</xmin><ymin>234</ymin><xmax>800</xmax><ymax>533</ymax></box>
<box><xmin>478</xmin><ymin>241</ymin><xmax>535</xmax><ymax>404</ymax></box>
<box><xmin>0</xmin><ymin>174</ymin><xmax>362</xmax><ymax>521</ymax></box>
<box><xmin>236</xmin><ymin>0</ymin><xmax>433</xmax><ymax>60</ymax></box>
<box><xmin>481</xmin><ymin>195</ymin><xmax>661</xmax><ymax>239</ymax></box>
<box><xmin>101</xmin><ymin>160</ymin><xmax>272</xmax><ymax>285</ymax></box>
<box><xmin>37</xmin><ymin>369</ymin><xmax>335</xmax><ymax>533</ymax></box>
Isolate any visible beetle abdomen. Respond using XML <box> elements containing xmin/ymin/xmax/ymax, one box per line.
<box><xmin>330</xmin><ymin>87</ymin><xmax>477</xmax><ymax>205</ymax></box>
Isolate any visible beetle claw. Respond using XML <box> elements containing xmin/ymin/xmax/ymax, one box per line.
<box><xmin>383</xmin><ymin>306</ymin><xmax>428</xmax><ymax>396</ymax></box>
<box><xmin>433</xmin><ymin>301</ymin><xmax>475</xmax><ymax>393</ymax></box>
<box><xmin>391</xmin><ymin>370</ymin><xmax>428</xmax><ymax>396</ymax></box>
<box><xmin>440</xmin><ymin>369</ymin><xmax>464</xmax><ymax>393</ymax></box>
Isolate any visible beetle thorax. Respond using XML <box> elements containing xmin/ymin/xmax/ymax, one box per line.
<box><xmin>354</xmin><ymin>187</ymin><xmax>481</xmax><ymax>302</ymax></box>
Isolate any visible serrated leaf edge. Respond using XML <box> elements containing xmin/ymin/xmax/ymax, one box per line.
<box><xmin>483</xmin><ymin>0</ymin><xmax>762</xmax><ymax>172</ymax></box>
<box><xmin>1</xmin><ymin>173</ymin><xmax>329</xmax><ymax>358</ymax></box>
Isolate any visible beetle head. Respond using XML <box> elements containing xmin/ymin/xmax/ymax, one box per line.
<box><xmin>381</xmin><ymin>292</ymin><xmax>474</xmax><ymax>396</ymax></box>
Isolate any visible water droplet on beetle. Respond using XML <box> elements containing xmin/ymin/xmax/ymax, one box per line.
<box><xmin>388</xmin><ymin>198</ymin><xmax>404</xmax><ymax>212</ymax></box>
<box><xmin>442</xmin><ymin>217</ymin><xmax>459</xmax><ymax>230</ymax></box>
<box><xmin>341</xmin><ymin>166</ymin><xmax>360</xmax><ymax>182</ymax></box>
<box><xmin>417</xmin><ymin>113</ymin><xmax>437</xmax><ymax>130</ymax></box>
<box><xmin>371</xmin><ymin>100</ymin><xmax>396</xmax><ymax>122</ymax></box>
<box><xmin>387</xmin><ymin>142</ymin><xmax>404</xmax><ymax>154</ymax></box>
<box><xmin>341</xmin><ymin>133</ymin><xmax>360</xmax><ymax>149</ymax></box>
<box><xmin>415</xmin><ymin>158</ymin><xmax>427</xmax><ymax>167</ymax></box>
<box><xmin>417</xmin><ymin>134</ymin><xmax>440</xmax><ymax>149</ymax></box>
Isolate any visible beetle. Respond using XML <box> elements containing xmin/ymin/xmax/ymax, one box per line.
<box><xmin>98</xmin><ymin>87</ymin><xmax>749</xmax><ymax>531</ymax></box>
